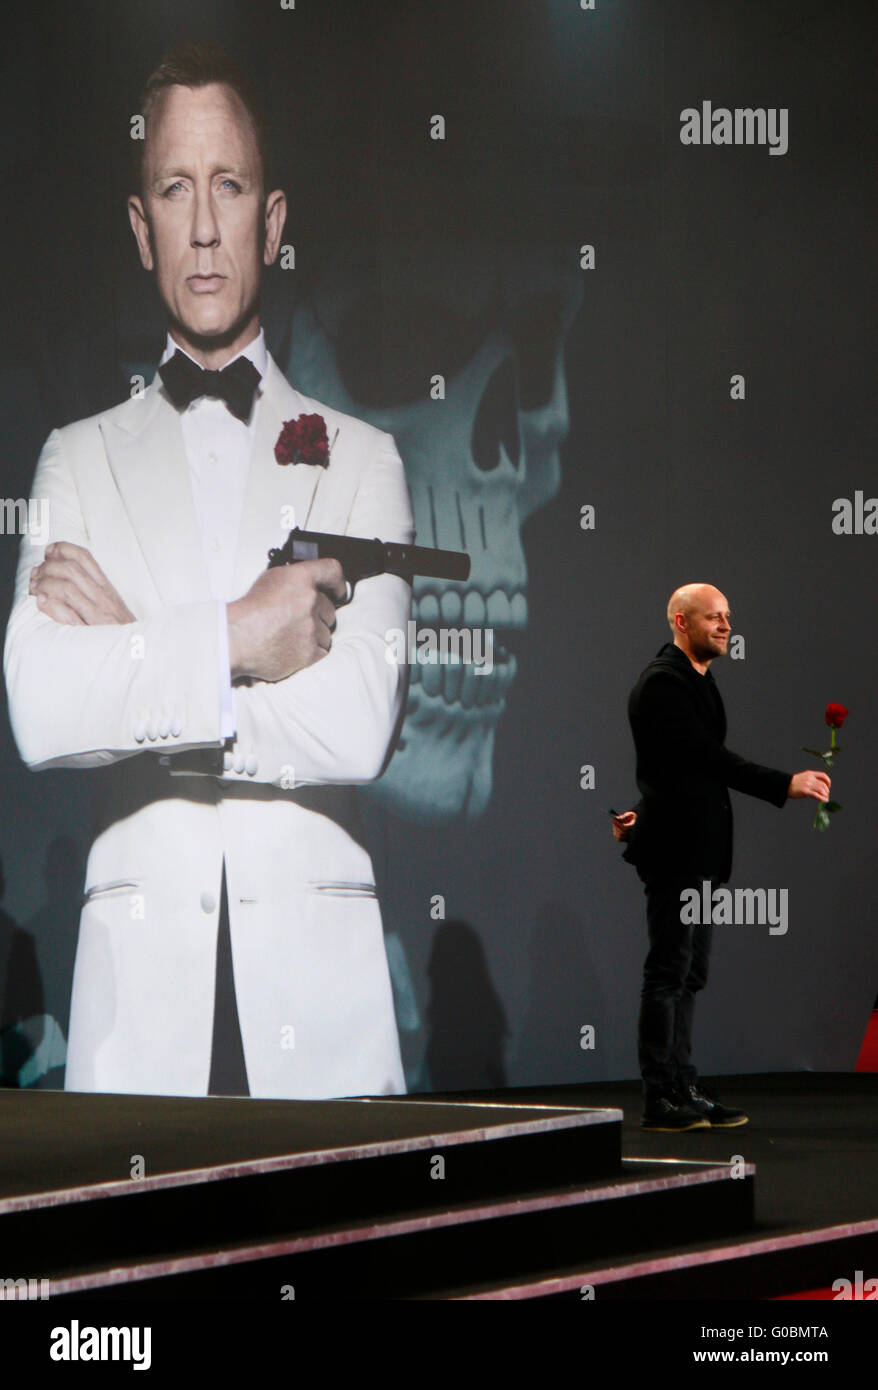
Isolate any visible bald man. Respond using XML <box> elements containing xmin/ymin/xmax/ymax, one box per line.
<box><xmin>614</xmin><ymin>584</ymin><xmax>830</xmax><ymax>1131</ymax></box>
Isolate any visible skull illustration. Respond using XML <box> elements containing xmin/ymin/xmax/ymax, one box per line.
<box><xmin>283</xmin><ymin>243</ymin><xmax>582</xmax><ymax>822</ymax></box>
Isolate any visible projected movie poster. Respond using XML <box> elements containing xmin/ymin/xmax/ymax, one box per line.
<box><xmin>0</xmin><ymin>0</ymin><xmax>874</xmax><ymax>1098</ymax></box>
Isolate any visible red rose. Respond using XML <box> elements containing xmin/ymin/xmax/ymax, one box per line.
<box><xmin>300</xmin><ymin>414</ymin><xmax>329</xmax><ymax>459</ymax></box>
<box><xmin>274</xmin><ymin>413</ymin><xmax>331</xmax><ymax>467</ymax></box>
<box><xmin>824</xmin><ymin>703</ymin><xmax>849</xmax><ymax>729</ymax></box>
<box><xmin>274</xmin><ymin>419</ymin><xmax>301</xmax><ymax>465</ymax></box>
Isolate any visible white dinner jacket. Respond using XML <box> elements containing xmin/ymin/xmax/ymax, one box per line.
<box><xmin>3</xmin><ymin>353</ymin><xmax>414</xmax><ymax>1099</ymax></box>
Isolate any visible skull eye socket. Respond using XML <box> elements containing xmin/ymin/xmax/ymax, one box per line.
<box><xmin>502</xmin><ymin>290</ymin><xmax>568</xmax><ymax>413</ymax></box>
<box><xmin>472</xmin><ymin>355</ymin><xmax>521</xmax><ymax>473</ymax></box>
<box><xmin>326</xmin><ymin>291</ymin><xmax>497</xmax><ymax>408</ymax></box>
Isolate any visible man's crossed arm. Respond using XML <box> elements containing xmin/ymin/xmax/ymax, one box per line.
<box><xmin>28</xmin><ymin>539</ymin><xmax>346</xmax><ymax>682</ymax></box>
<box><xmin>6</xmin><ymin>428</ymin><xmax>413</xmax><ymax>785</ymax></box>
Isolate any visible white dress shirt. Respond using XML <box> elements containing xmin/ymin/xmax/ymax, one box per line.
<box><xmin>158</xmin><ymin>328</ymin><xmax>268</xmax><ymax>740</ymax></box>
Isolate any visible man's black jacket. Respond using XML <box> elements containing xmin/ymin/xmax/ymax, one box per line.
<box><xmin>624</xmin><ymin>643</ymin><xmax>791</xmax><ymax>882</ymax></box>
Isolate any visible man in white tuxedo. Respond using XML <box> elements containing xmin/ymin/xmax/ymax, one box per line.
<box><xmin>3</xmin><ymin>43</ymin><xmax>413</xmax><ymax>1099</ymax></box>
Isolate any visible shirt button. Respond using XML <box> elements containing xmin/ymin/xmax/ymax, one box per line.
<box><xmin>207</xmin><ymin>452</ymin><xmax>217</xmax><ymax>465</ymax></box>
<box><xmin>200</xmin><ymin>891</ymin><xmax>216</xmax><ymax>914</ymax></box>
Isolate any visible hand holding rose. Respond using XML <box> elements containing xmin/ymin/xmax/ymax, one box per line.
<box><xmin>787</xmin><ymin>770</ymin><xmax>831</xmax><ymax>801</ymax></box>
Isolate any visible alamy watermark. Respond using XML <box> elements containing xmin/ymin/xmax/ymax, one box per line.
<box><xmin>831</xmin><ymin>491</ymin><xmax>878</xmax><ymax>534</ymax></box>
<box><xmin>0</xmin><ymin>1276</ymin><xmax>50</xmax><ymax>1300</ymax></box>
<box><xmin>1</xmin><ymin>497</ymin><xmax>50</xmax><ymax>543</ymax></box>
<box><xmin>680</xmin><ymin>103</ymin><xmax>789</xmax><ymax>156</ymax></box>
<box><xmin>680</xmin><ymin>881</ymin><xmax>788</xmax><ymax>935</ymax></box>
<box><xmin>832</xmin><ymin>1270</ymin><xmax>878</xmax><ymax>1299</ymax></box>
<box><xmin>385</xmin><ymin>622</ymin><xmax>494</xmax><ymax>674</ymax></box>
<box><xmin>50</xmin><ymin>1321</ymin><xmax>151</xmax><ymax>1369</ymax></box>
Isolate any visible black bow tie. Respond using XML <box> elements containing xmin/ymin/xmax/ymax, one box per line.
<box><xmin>158</xmin><ymin>350</ymin><xmax>262</xmax><ymax>422</ymax></box>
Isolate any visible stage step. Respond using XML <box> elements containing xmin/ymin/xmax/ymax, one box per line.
<box><xmin>0</xmin><ymin>1092</ymin><xmax>755</xmax><ymax>1299</ymax></box>
<box><xmin>445</xmin><ymin>1212</ymin><xmax>878</xmax><ymax>1301</ymax></box>
<box><xmin>59</xmin><ymin>1158</ymin><xmax>752</xmax><ymax>1299</ymax></box>
<box><xmin>0</xmin><ymin>1093</ymin><xmax>618</xmax><ymax>1293</ymax></box>
<box><xmin>0</xmin><ymin>1095</ymin><xmax>755</xmax><ymax>1301</ymax></box>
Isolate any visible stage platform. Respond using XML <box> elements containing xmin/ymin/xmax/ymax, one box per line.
<box><xmin>0</xmin><ymin>1072</ymin><xmax>874</xmax><ymax>1300</ymax></box>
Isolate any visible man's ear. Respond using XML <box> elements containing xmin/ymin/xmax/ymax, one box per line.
<box><xmin>262</xmin><ymin>189</ymin><xmax>287</xmax><ymax>266</ymax></box>
<box><xmin>128</xmin><ymin>194</ymin><xmax>154</xmax><ymax>271</ymax></box>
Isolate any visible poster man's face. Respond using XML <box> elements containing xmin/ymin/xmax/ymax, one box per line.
<box><xmin>128</xmin><ymin>82</ymin><xmax>285</xmax><ymax>360</ymax></box>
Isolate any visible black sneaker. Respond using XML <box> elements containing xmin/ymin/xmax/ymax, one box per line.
<box><xmin>676</xmin><ymin>1082</ymin><xmax>748</xmax><ymax>1128</ymax></box>
<box><xmin>641</xmin><ymin>1093</ymin><xmax>710</xmax><ymax>1131</ymax></box>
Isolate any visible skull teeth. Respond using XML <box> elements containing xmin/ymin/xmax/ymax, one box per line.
<box><xmin>404</xmin><ymin>585</ymin><xmax>523</xmax><ymax>712</ymax></box>
<box><xmin>406</xmin><ymin>646</ymin><xmax>518</xmax><ymax>711</ymax></box>
<box><xmin>412</xmin><ymin>587</ymin><xmax>527</xmax><ymax>630</ymax></box>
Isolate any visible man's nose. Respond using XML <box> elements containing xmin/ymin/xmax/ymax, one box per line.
<box><xmin>191</xmin><ymin>189</ymin><xmax>220</xmax><ymax>247</ymax></box>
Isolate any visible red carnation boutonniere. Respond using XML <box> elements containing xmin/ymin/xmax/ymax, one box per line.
<box><xmin>802</xmin><ymin>702</ymin><xmax>849</xmax><ymax>831</ymax></box>
<box><xmin>274</xmin><ymin>413</ymin><xmax>338</xmax><ymax>467</ymax></box>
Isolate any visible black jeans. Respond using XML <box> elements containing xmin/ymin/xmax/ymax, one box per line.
<box><xmin>637</xmin><ymin>873</ymin><xmax>718</xmax><ymax>1098</ymax></box>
